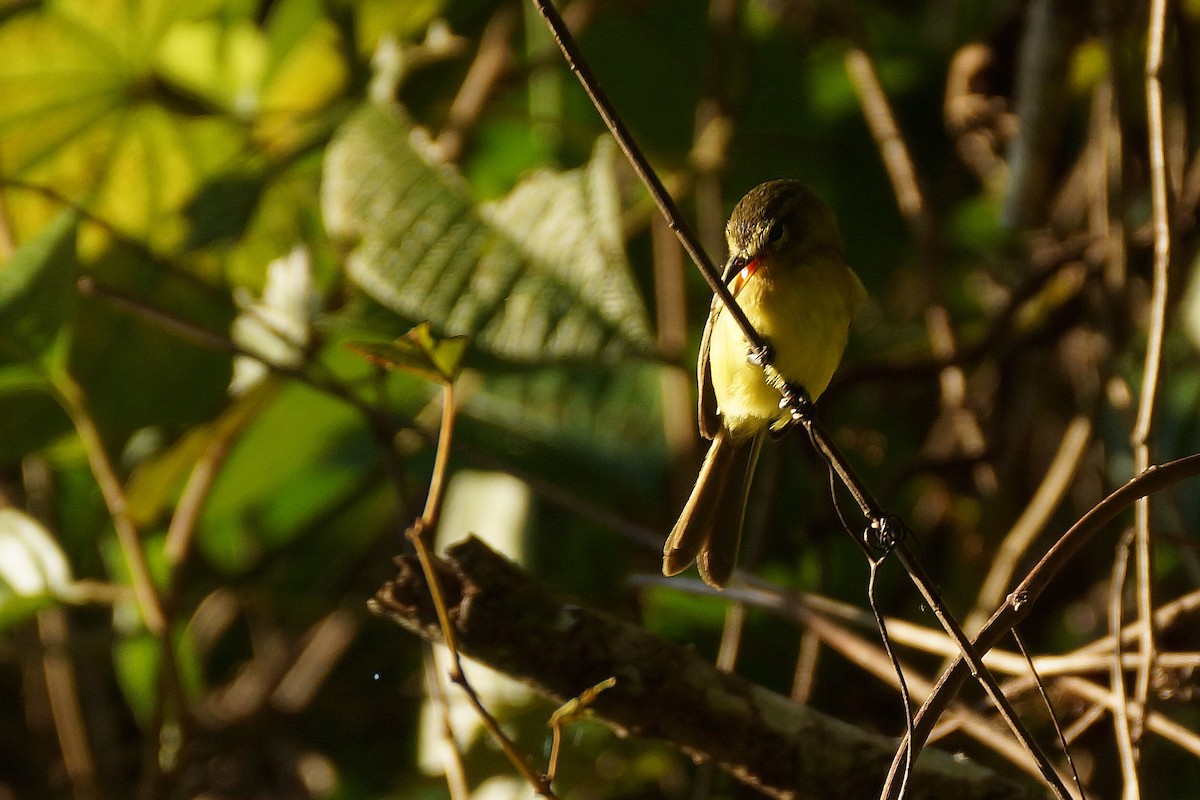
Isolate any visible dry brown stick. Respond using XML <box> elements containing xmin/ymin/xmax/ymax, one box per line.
<box><xmin>24</xmin><ymin>458</ymin><xmax>100</xmax><ymax>800</ymax></box>
<box><xmin>1057</xmin><ymin>677</ymin><xmax>1200</xmax><ymax>759</ymax></box>
<box><xmin>695</xmin><ymin>579</ymin><xmax>1077</xmax><ymax>789</ymax></box>
<box><xmin>881</xmin><ymin>453</ymin><xmax>1200</xmax><ymax>798</ymax></box>
<box><xmin>51</xmin><ymin>374</ymin><xmax>166</xmax><ymax>635</ymax></box>
<box><xmin>803</xmin><ymin>600</ymin><xmax>1078</xmax><ymax>791</ymax></box>
<box><xmin>412</xmin><ymin>543</ymin><xmax>541</xmax><ymax>794</ymax></box>
<box><xmin>714</xmin><ymin>578</ymin><xmax>1200</xmax><ymax>681</ymax></box>
<box><xmin>844</xmin><ymin>47</ymin><xmax>926</xmax><ymax>233</ymax></box>
<box><xmin>1126</xmin><ymin>0</ymin><xmax>1174</xmax><ymax>783</ymax></box>
<box><xmin>423</xmin><ymin>648</ymin><xmax>470</xmax><ymax>800</ymax></box>
<box><xmin>402</xmin><ymin>382</ymin><xmax>556</xmax><ymax>798</ymax></box>
<box><xmin>801</xmin><ymin>420</ymin><xmax>1070</xmax><ymax>798</ymax></box>
<box><xmin>433</xmin><ymin>6</ymin><xmax>517</xmax><ymax>163</ymax></box>
<box><xmin>845</xmin><ymin>44</ymin><xmax>994</xmax><ymax>495</ymax></box>
<box><xmin>372</xmin><ymin>536</ymin><xmax>1042</xmax><ymax>800</ymax></box>
<box><xmin>1109</xmin><ymin>528</ymin><xmax>1139</xmax><ymax>789</ymax></box>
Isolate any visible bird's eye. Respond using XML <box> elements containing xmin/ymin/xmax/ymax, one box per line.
<box><xmin>766</xmin><ymin>222</ymin><xmax>786</xmax><ymax>246</ymax></box>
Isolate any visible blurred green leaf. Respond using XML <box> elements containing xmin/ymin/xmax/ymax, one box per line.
<box><xmin>125</xmin><ymin>380</ymin><xmax>281</xmax><ymax>527</ymax></box>
<box><xmin>0</xmin><ymin>211</ymin><xmax>78</xmax><ymax>361</ymax></box>
<box><xmin>457</xmin><ymin>362</ymin><xmax>666</xmax><ymax>509</ymax></box>
<box><xmin>196</xmin><ymin>377</ymin><xmax>378</xmax><ymax>575</ymax></box>
<box><xmin>113</xmin><ymin>629</ymin><xmax>160</xmax><ymax>725</ymax></box>
<box><xmin>322</xmin><ymin>103</ymin><xmax>654</xmax><ymax>365</ymax></box>
<box><xmin>69</xmin><ymin>243</ymin><xmax>235</xmax><ymax>445</ymax></box>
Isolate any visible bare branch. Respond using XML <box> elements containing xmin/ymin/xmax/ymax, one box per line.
<box><xmin>371</xmin><ymin>536</ymin><xmax>1042</xmax><ymax>800</ymax></box>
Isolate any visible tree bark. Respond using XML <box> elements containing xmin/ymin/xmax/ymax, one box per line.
<box><xmin>370</xmin><ymin>536</ymin><xmax>1041</xmax><ymax>800</ymax></box>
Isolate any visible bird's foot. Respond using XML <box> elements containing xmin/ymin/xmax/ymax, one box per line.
<box><xmin>778</xmin><ymin>383</ymin><xmax>814</xmax><ymax>424</ymax></box>
<box><xmin>746</xmin><ymin>341</ymin><xmax>774</xmax><ymax>368</ymax></box>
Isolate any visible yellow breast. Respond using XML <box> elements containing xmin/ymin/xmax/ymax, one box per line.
<box><xmin>708</xmin><ymin>257</ymin><xmax>863</xmax><ymax>437</ymax></box>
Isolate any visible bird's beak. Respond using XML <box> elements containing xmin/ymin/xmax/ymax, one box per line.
<box><xmin>730</xmin><ymin>257</ymin><xmax>760</xmax><ymax>296</ymax></box>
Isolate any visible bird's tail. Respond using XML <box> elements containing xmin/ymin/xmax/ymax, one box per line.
<box><xmin>662</xmin><ymin>429</ymin><xmax>761</xmax><ymax>588</ymax></box>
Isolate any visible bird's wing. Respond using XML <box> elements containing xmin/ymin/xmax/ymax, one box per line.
<box><xmin>697</xmin><ymin>300</ymin><xmax>721</xmax><ymax>439</ymax></box>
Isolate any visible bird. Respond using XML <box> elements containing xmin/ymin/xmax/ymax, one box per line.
<box><xmin>662</xmin><ymin>179</ymin><xmax>865</xmax><ymax>588</ymax></box>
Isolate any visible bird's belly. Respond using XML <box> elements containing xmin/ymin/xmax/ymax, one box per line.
<box><xmin>709</xmin><ymin>268</ymin><xmax>852</xmax><ymax>435</ymax></box>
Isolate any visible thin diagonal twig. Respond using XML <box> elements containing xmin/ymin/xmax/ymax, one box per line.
<box><xmin>1012</xmin><ymin>628</ymin><xmax>1086</xmax><ymax>798</ymax></box>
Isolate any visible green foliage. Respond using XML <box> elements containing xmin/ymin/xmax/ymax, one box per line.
<box><xmin>324</xmin><ymin>103</ymin><xmax>654</xmax><ymax>364</ymax></box>
<box><xmin>0</xmin><ymin>211</ymin><xmax>78</xmax><ymax>362</ymax></box>
<box><xmin>1</xmin><ymin>0</ymin><xmax>1199</xmax><ymax>798</ymax></box>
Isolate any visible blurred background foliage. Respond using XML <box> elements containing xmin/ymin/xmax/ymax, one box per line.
<box><xmin>1</xmin><ymin>0</ymin><xmax>1200</xmax><ymax>798</ymax></box>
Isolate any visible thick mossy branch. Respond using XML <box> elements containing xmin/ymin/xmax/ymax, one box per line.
<box><xmin>370</xmin><ymin>537</ymin><xmax>1039</xmax><ymax>800</ymax></box>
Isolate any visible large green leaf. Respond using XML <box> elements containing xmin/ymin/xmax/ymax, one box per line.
<box><xmin>322</xmin><ymin>103</ymin><xmax>655</xmax><ymax>364</ymax></box>
<box><xmin>0</xmin><ymin>211</ymin><xmax>78</xmax><ymax>360</ymax></box>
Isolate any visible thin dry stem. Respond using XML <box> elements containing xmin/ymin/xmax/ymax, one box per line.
<box><xmin>433</xmin><ymin>6</ymin><xmax>516</xmax><ymax>163</ymax></box>
<box><xmin>1059</xmin><ymin>677</ymin><xmax>1200</xmax><ymax>759</ymax></box>
<box><xmin>796</xmin><ymin>588</ymin><xmax>1074</xmax><ymax>789</ymax></box>
<box><xmin>424</xmin><ymin>648</ymin><xmax>470</xmax><ymax>800</ymax></box>
<box><xmin>1109</xmin><ymin>529</ymin><xmax>1139</xmax><ymax>794</ymax></box>
<box><xmin>844</xmin><ymin>47</ymin><xmax>926</xmax><ymax>230</ymax></box>
<box><xmin>37</xmin><ymin>608</ymin><xmax>99</xmax><ymax>800</ymax></box>
<box><xmin>1124</xmin><ymin>0</ymin><xmax>1174</xmax><ymax>787</ymax></box>
<box><xmin>404</xmin><ymin>379</ymin><xmax>555</xmax><ymax>798</ymax></box>
<box><xmin>52</xmin><ymin>373</ymin><xmax>166</xmax><ymax>635</ymax></box>
<box><xmin>716</xmin><ymin>602</ymin><xmax>747</xmax><ymax>673</ymax></box>
<box><xmin>545</xmin><ymin>677</ymin><xmax>616</xmax><ymax>783</ymax></box>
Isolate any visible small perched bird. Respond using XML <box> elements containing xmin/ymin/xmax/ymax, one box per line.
<box><xmin>662</xmin><ymin>180</ymin><xmax>865</xmax><ymax>588</ymax></box>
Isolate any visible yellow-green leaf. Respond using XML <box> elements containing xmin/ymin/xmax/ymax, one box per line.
<box><xmin>347</xmin><ymin>323</ymin><xmax>469</xmax><ymax>384</ymax></box>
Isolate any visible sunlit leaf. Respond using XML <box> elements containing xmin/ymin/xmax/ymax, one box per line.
<box><xmin>229</xmin><ymin>246</ymin><xmax>317</xmax><ymax>395</ymax></box>
<box><xmin>0</xmin><ymin>2</ymin><xmax>246</xmax><ymax>246</ymax></box>
<box><xmin>322</xmin><ymin>103</ymin><xmax>655</xmax><ymax>365</ymax></box>
<box><xmin>0</xmin><ymin>508</ymin><xmax>76</xmax><ymax>628</ymax></box>
<box><xmin>347</xmin><ymin>322</ymin><xmax>469</xmax><ymax>384</ymax></box>
<box><xmin>0</xmin><ymin>211</ymin><xmax>78</xmax><ymax>361</ymax></box>
<box><xmin>0</xmin><ymin>508</ymin><xmax>73</xmax><ymax>598</ymax></box>
<box><xmin>197</xmin><ymin>375</ymin><xmax>382</xmax><ymax>575</ymax></box>
<box><xmin>355</xmin><ymin>0</ymin><xmax>447</xmax><ymax>54</ymax></box>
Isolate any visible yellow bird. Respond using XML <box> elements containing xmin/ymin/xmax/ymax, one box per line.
<box><xmin>663</xmin><ymin>180</ymin><xmax>865</xmax><ymax>588</ymax></box>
